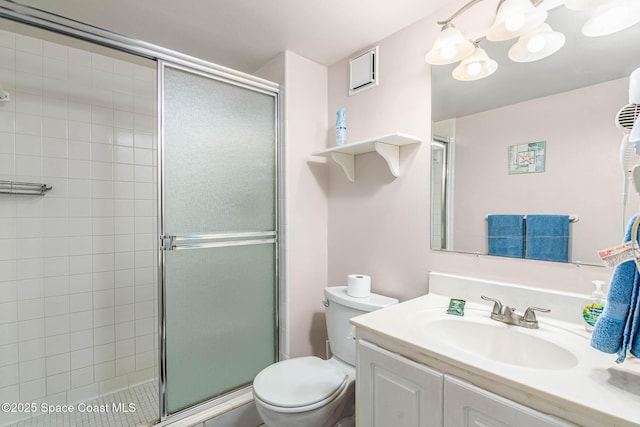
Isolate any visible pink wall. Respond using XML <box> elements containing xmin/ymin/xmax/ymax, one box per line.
<box><xmin>327</xmin><ymin>0</ymin><xmax>612</xmax><ymax>302</ymax></box>
<box><xmin>285</xmin><ymin>52</ymin><xmax>330</xmax><ymax>358</ymax></box>
<box><xmin>326</xmin><ymin>19</ymin><xmax>433</xmax><ymax>302</ymax></box>
<box><xmin>257</xmin><ymin>51</ymin><xmax>330</xmax><ymax>359</ymax></box>
<box><xmin>452</xmin><ymin>78</ymin><xmax>626</xmax><ymax>264</ymax></box>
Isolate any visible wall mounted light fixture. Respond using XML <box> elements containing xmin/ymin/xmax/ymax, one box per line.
<box><xmin>426</xmin><ymin>0</ymin><xmax>639</xmax><ymax>81</ymax></box>
<box><xmin>425</xmin><ymin>23</ymin><xmax>475</xmax><ymax>65</ymax></box>
<box><xmin>508</xmin><ymin>22</ymin><xmax>566</xmax><ymax>62</ymax></box>
<box><xmin>452</xmin><ymin>41</ymin><xmax>498</xmax><ymax>80</ymax></box>
<box><xmin>486</xmin><ymin>0</ymin><xmax>548</xmax><ymax>41</ymax></box>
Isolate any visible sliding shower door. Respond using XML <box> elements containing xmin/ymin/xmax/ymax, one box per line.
<box><xmin>159</xmin><ymin>62</ymin><xmax>278</xmax><ymax>416</ymax></box>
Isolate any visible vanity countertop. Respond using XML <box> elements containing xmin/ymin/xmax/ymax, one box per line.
<box><xmin>351</xmin><ymin>292</ymin><xmax>640</xmax><ymax>427</ymax></box>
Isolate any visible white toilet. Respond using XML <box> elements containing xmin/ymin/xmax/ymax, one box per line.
<box><xmin>252</xmin><ymin>286</ymin><xmax>398</xmax><ymax>427</ymax></box>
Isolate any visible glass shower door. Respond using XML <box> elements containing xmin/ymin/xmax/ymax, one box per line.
<box><xmin>159</xmin><ymin>62</ymin><xmax>278</xmax><ymax>416</ymax></box>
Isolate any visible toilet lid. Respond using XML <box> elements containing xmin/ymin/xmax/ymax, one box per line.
<box><xmin>253</xmin><ymin>356</ymin><xmax>347</xmax><ymax>408</ymax></box>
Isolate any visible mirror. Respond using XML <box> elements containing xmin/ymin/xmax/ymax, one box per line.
<box><xmin>430</xmin><ymin>5</ymin><xmax>640</xmax><ymax>266</ymax></box>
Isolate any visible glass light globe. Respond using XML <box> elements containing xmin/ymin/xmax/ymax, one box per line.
<box><xmin>466</xmin><ymin>62</ymin><xmax>482</xmax><ymax>76</ymax></box>
<box><xmin>526</xmin><ymin>34</ymin><xmax>547</xmax><ymax>53</ymax></box>
<box><xmin>505</xmin><ymin>13</ymin><xmax>526</xmax><ymax>32</ymax></box>
<box><xmin>590</xmin><ymin>4</ymin><xmax>628</xmax><ymax>35</ymax></box>
<box><xmin>440</xmin><ymin>44</ymin><xmax>458</xmax><ymax>61</ymax></box>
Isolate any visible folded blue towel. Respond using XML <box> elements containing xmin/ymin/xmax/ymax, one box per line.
<box><xmin>525</xmin><ymin>215</ymin><xmax>569</xmax><ymax>262</ymax></box>
<box><xmin>487</xmin><ymin>215</ymin><xmax>525</xmax><ymax>258</ymax></box>
<box><xmin>591</xmin><ymin>215</ymin><xmax>639</xmax><ymax>362</ymax></box>
<box><xmin>628</xmin><ymin>284</ymin><xmax>640</xmax><ymax>359</ymax></box>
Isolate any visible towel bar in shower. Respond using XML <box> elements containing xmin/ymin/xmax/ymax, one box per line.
<box><xmin>0</xmin><ymin>180</ymin><xmax>52</xmax><ymax>196</ymax></box>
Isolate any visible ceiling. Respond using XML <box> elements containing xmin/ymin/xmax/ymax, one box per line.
<box><xmin>11</xmin><ymin>0</ymin><xmax>453</xmax><ymax>73</ymax></box>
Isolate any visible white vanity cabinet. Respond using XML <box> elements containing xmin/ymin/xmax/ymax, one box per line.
<box><xmin>356</xmin><ymin>339</ymin><xmax>444</xmax><ymax>427</ymax></box>
<box><xmin>356</xmin><ymin>339</ymin><xmax>574</xmax><ymax>427</ymax></box>
<box><xmin>351</xmin><ymin>277</ymin><xmax>640</xmax><ymax>426</ymax></box>
<box><xmin>444</xmin><ymin>376</ymin><xmax>575</xmax><ymax>427</ymax></box>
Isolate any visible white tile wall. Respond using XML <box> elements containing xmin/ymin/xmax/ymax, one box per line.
<box><xmin>0</xmin><ymin>30</ymin><xmax>158</xmax><ymax>426</ymax></box>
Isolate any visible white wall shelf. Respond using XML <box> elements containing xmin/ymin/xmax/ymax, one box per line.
<box><xmin>312</xmin><ymin>132</ymin><xmax>422</xmax><ymax>182</ymax></box>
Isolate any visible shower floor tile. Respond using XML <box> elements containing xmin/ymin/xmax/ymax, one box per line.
<box><xmin>5</xmin><ymin>381</ymin><xmax>159</xmax><ymax>427</ymax></box>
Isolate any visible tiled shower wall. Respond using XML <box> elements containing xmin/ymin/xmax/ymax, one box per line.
<box><xmin>0</xmin><ymin>29</ymin><xmax>158</xmax><ymax>424</ymax></box>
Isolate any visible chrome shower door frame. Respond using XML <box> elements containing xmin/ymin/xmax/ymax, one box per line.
<box><xmin>157</xmin><ymin>60</ymin><xmax>280</xmax><ymax>420</ymax></box>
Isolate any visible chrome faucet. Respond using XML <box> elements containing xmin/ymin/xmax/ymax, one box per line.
<box><xmin>481</xmin><ymin>296</ymin><xmax>550</xmax><ymax>329</ymax></box>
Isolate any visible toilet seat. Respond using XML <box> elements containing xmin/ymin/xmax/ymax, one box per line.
<box><xmin>253</xmin><ymin>356</ymin><xmax>348</xmax><ymax>412</ymax></box>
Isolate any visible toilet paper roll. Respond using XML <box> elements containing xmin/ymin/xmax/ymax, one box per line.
<box><xmin>347</xmin><ymin>274</ymin><xmax>371</xmax><ymax>298</ymax></box>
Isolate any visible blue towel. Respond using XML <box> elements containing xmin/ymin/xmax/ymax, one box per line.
<box><xmin>525</xmin><ymin>215</ymin><xmax>569</xmax><ymax>262</ymax></box>
<box><xmin>591</xmin><ymin>215</ymin><xmax>640</xmax><ymax>362</ymax></box>
<box><xmin>487</xmin><ymin>215</ymin><xmax>525</xmax><ymax>258</ymax></box>
<box><xmin>629</xmin><ymin>284</ymin><xmax>640</xmax><ymax>359</ymax></box>
<box><xmin>630</xmin><ymin>296</ymin><xmax>640</xmax><ymax>359</ymax></box>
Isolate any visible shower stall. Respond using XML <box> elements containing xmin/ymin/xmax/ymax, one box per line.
<box><xmin>0</xmin><ymin>3</ymin><xmax>279</xmax><ymax>426</ymax></box>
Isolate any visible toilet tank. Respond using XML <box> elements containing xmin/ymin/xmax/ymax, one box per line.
<box><xmin>324</xmin><ymin>286</ymin><xmax>398</xmax><ymax>366</ymax></box>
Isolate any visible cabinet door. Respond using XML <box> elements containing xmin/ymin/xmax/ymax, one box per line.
<box><xmin>357</xmin><ymin>340</ymin><xmax>443</xmax><ymax>427</ymax></box>
<box><xmin>444</xmin><ymin>376</ymin><xmax>575</xmax><ymax>427</ymax></box>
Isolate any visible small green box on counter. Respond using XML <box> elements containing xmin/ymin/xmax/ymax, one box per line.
<box><xmin>447</xmin><ymin>298</ymin><xmax>466</xmax><ymax>316</ymax></box>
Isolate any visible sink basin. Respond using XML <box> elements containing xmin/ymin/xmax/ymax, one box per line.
<box><xmin>421</xmin><ymin>317</ymin><xmax>579</xmax><ymax>370</ymax></box>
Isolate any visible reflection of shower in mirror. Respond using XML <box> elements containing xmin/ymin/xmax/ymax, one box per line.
<box><xmin>431</xmin><ymin>140</ymin><xmax>450</xmax><ymax>250</ymax></box>
<box><xmin>432</xmin><ymin>143</ymin><xmax>444</xmax><ymax>165</ymax></box>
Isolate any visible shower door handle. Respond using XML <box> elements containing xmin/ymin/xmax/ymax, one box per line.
<box><xmin>161</xmin><ymin>232</ymin><xmax>276</xmax><ymax>251</ymax></box>
<box><xmin>161</xmin><ymin>235</ymin><xmax>175</xmax><ymax>251</ymax></box>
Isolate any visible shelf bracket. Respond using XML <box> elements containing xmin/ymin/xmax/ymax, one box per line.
<box><xmin>374</xmin><ymin>142</ymin><xmax>400</xmax><ymax>177</ymax></box>
<box><xmin>331</xmin><ymin>152</ymin><xmax>355</xmax><ymax>182</ymax></box>
<box><xmin>313</xmin><ymin>132</ymin><xmax>421</xmax><ymax>181</ymax></box>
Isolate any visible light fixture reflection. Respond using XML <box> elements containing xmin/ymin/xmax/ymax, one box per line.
<box><xmin>582</xmin><ymin>0</ymin><xmax>640</xmax><ymax>37</ymax></box>
<box><xmin>505</xmin><ymin>13</ymin><xmax>526</xmax><ymax>32</ymax></box>
<box><xmin>564</xmin><ymin>0</ymin><xmax>615</xmax><ymax>10</ymax></box>
<box><xmin>487</xmin><ymin>0</ymin><xmax>548</xmax><ymax>41</ymax></box>
<box><xmin>425</xmin><ymin>23</ymin><xmax>475</xmax><ymax>65</ymax></box>
<box><xmin>509</xmin><ymin>23</ymin><xmax>566</xmax><ymax>62</ymax></box>
<box><xmin>526</xmin><ymin>34</ymin><xmax>546</xmax><ymax>53</ymax></box>
<box><xmin>452</xmin><ymin>45</ymin><xmax>498</xmax><ymax>81</ymax></box>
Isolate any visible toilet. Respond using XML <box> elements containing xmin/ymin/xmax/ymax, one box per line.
<box><xmin>252</xmin><ymin>286</ymin><xmax>398</xmax><ymax>427</ymax></box>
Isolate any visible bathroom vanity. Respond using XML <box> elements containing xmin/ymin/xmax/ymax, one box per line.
<box><xmin>351</xmin><ymin>273</ymin><xmax>640</xmax><ymax>427</ymax></box>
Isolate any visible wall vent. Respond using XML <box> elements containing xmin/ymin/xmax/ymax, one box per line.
<box><xmin>349</xmin><ymin>46</ymin><xmax>379</xmax><ymax>96</ymax></box>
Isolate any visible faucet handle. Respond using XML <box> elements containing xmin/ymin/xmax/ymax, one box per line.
<box><xmin>481</xmin><ymin>295</ymin><xmax>503</xmax><ymax>315</ymax></box>
<box><xmin>523</xmin><ymin>306</ymin><xmax>550</xmax><ymax>323</ymax></box>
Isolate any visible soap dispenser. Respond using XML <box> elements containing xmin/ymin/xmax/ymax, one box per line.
<box><xmin>335</xmin><ymin>108</ymin><xmax>346</xmax><ymax>146</ymax></box>
<box><xmin>582</xmin><ymin>280</ymin><xmax>606</xmax><ymax>332</ymax></box>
